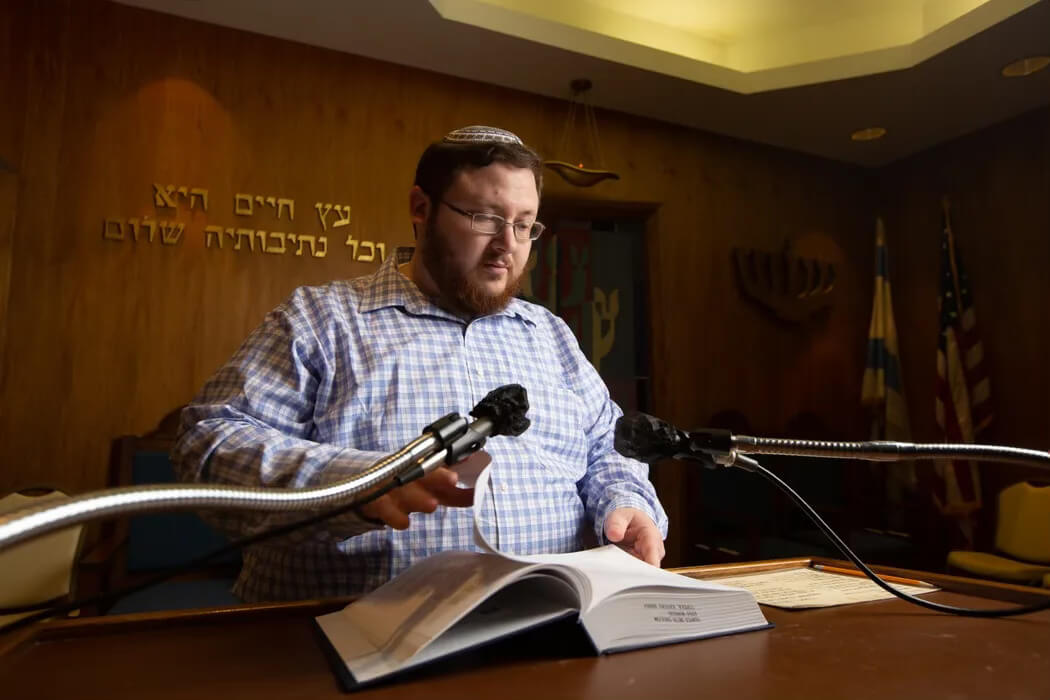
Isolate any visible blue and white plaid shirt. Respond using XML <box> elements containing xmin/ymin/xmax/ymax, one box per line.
<box><xmin>174</xmin><ymin>247</ymin><xmax>668</xmax><ymax>601</ymax></box>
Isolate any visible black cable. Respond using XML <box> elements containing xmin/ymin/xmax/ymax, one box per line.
<box><xmin>0</xmin><ymin>481</ymin><xmax>397</xmax><ymax>635</ymax></box>
<box><xmin>740</xmin><ymin>454</ymin><xmax>1050</xmax><ymax>617</ymax></box>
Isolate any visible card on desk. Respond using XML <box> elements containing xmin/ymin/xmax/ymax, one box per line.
<box><xmin>711</xmin><ymin>566</ymin><xmax>939</xmax><ymax>609</ymax></box>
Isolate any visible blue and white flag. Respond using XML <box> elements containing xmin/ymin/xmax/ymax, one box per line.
<box><xmin>862</xmin><ymin>218</ymin><xmax>915</xmax><ymax>506</ymax></box>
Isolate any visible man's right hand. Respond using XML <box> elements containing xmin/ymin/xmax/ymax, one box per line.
<box><xmin>358</xmin><ymin>452</ymin><xmax>484</xmax><ymax>529</ymax></box>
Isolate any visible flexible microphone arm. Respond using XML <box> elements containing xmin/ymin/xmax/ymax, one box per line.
<box><xmin>730</xmin><ymin>434</ymin><xmax>1050</xmax><ymax>467</ymax></box>
<box><xmin>0</xmin><ymin>384</ymin><xmax>531</xmax><ymax>554</ymax></box>
<box><xmin>614</xmin><ymin>412</ymin><xmax>1050</xmax><ymax>471</ymax></box>
<box><xmin>616</xmin><ymin>412</ymin><xmax>1050</xmax><ymax>619</ymax></box>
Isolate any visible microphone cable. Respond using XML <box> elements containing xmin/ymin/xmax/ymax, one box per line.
<box><xmin>736</xmin><ymin>452</ymin><xmax>1050</xmax><ymax>618</ymax></box>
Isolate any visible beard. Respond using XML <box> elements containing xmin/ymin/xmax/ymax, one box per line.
<box><xmin>419</xmin><ymin>216</ymin><xmax>523</xmax><ymax>317</ymax></box>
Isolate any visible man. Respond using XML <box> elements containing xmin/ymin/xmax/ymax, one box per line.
<box><xmin>174</xmin><ymin>125</ymin><xmax>668</xmax><ymax>602</ymax></box>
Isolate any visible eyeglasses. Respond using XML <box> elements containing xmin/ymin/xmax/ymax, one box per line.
<box><xmin>441</xmin><ymin>201</ymin><xmax>546</xmax><ymax>241</ymax></box>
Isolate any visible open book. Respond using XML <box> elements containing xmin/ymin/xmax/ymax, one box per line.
<box><xmin>316</xmin><ymin>467</ymin><xmax>770</xmax><ymax>689</ymax></box>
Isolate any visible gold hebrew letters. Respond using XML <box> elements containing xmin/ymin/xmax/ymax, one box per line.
<box><xmin>154</xmin><ymin>184</ymin><xmax>208</xmax><ymax>211</ymax></box>
<box><xmin>105</xmin><ymin>183</ymin><xmax>384</xmax><ymax>263</ymax></box>
<box><xmin>315</xmin><ymin>203</ymin><xmax>351</xmax><ymax>232</ymax></box>
<box><xmin>234</xmin><ymin>193</ymin><xmax>294</xmax><ymax>219</ymax></box>
<box><xmin>103</xmin><ymin>216</ymin><xmax>181</xmax><ymax>246</ymax></box>
<box><xmin>203</xmin><ymin>226</ymin><xmax>328</xmax><ymax>258</ymax></box>
<box><xmin>343</xmin><ymin>234</ymin><xmax>386</xmax><ymax>263</ymax></box>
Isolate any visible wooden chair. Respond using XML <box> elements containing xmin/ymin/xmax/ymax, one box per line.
<box><xmin>0</xmin><ymin>488</ymin><xmax>86</xmax><ymax>627</ymax></box>
<box><xmin>947</xmin><ymin>481</ymin><xmax>1050</xmax><ymax>585</ymax></box>
<box><xmin>79</xmin><ymin>409</ymin><xmax>242</xmax><ymax>614</ymax></box>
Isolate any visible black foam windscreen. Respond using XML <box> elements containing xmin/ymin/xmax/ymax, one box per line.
<box><xmin>471</xmin><ymin>384</ymin><xmax>531</xmax><ymax>437</ymax></box>
<box><xmin>614</xmin><ymin>412</ymin><xmax>686</xmax><ymax>462</ymax></box>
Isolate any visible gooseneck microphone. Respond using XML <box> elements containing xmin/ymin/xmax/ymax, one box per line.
<box><xmin>0</xmin><ymin>384</ymin><xmax>531</xmax><ymax>555</ymax></box>
<box><xmin>614</xmin><ymin>412</ymin><xmax>1050</xmax><ymax>471</ymax></box>
<box><xmin>615</xmin><ymin>410</ymin><xmax>1050</xmax><ymax>619</ymax></box>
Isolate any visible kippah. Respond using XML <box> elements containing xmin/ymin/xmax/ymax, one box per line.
<box><xmin>442</xmin><ymin>125</ymin><xmax>524</xmax><ymax>146</ymax></box>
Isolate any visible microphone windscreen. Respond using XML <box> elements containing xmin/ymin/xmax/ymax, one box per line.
<box><xmin>614</xmin><ymin>413</ymin><xmax>683</xmax><ymax>462</ymax></box>
<box><xmin>471</xmin><ymin>384</ymin><xmax>531</xmax><ymax>437</ymax></box>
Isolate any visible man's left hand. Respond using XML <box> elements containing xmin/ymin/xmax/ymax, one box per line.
<box><xmin>604</xmin><ymin>507</ymin><xmax>665</xmax><ymax>566</ymax></box>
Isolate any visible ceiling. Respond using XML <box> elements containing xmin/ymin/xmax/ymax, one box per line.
<box><xmin>113</xmin><ymin>0</ymin><xmax>1050</xmax><ymax>166</ymax></box>
<box><xmin>432</xmin><ymin>0</ymin><xmax>1036</xmax><ymax>93</ymax></box>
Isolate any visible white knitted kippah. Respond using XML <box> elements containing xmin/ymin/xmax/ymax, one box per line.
<box><xmin>442</xmin><ymin>125</ymin><xmax>524</xmax><ymax>146</ymax></box>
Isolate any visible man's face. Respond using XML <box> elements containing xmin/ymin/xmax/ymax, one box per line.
<box><xmin>418</xmin><ymin>163</ymin><xmax>538</xmax><ymax>316</ymax></box>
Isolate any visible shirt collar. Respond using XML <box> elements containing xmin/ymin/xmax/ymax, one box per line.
<box><xmin>358</xmin><ymin>246</ymin><xmax>540</xmax><ymax>326</ymax></box>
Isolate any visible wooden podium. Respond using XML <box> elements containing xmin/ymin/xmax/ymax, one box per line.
<box><xmin>3</xmin><ymin>557</ymin><xmax>1049</xmax><ymax>699</ymax></box>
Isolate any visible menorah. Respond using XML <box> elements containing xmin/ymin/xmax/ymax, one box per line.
<box><xmin>731</xmin><ymin>241</ymin><xmax>839</xmax><ymax>321</ymax></box>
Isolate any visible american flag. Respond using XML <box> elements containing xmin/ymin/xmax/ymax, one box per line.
<box><xmin>933</xmin><ymin>204</ymin><xmax>992</xmax><ymax>531</ymax></box>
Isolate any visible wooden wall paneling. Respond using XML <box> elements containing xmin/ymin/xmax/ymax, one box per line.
<box><xmin>0</xmin><ymin>0</ymin><xmax>30</xmax><ymax>408</ymax></box>
<box><xmin>3</xmin><ymin>0</ymin><xmax>888</xmax><ymax>568</ymax></box>
<box><xmin>0</xmin><ymin>0</ymin><xmax>74</xmax><ymax>491</ymax></box>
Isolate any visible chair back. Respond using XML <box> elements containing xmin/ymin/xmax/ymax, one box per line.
<box><xmin>105</xmin><ymin>430</ymin><xmax>241</xmax><ymax>575</ymax></box>
<box><xmin>995</xmin><ymin>481</ymin><xmax>1050</xmax><ymax>564</ymax></box>
<box><xmin>90</xmin><ymin>417</ymin><xmax>242</xmax><ymax>614</ymax></box>
<box><xmin>0</xmin><ymin>490</ymin><xmax>85</xmax><ymax>625</ymax></box>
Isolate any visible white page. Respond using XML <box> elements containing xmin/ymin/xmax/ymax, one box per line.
<box><xmin>321</xmin><ymin>550</ymin><xmax>535</xmax><ymax>666</ymax></box>
<box><xmin>582</xmin><ymin>589</ymin><xmax>770</xmax><ymax>651</ymax></box>
<box><xmin>472</xmin><ymin>465</ymin><xmax>751</xmax><ymax>614</ymax></box>
<box><xmin>320</xmin><ymin>575</ymin><xmax>579</xmax><ymax>685</ymax></box>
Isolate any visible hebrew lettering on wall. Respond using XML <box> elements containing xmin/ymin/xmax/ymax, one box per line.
<box><xmin>153</xmin><ymin>184</ymin><xmax>209</xmax><ymax>211</ymax></box>
<box><xmin>316</xmin><ymin>203</ymin><xmax>351</xmax><ymax>232</ymax></box>
<box><xmin>103</xmin><ymin>219</ymin><xmax>124</xmax><ymax>241</ymax></box>
<box><xmin>103</xmin><ymin>183</ymin><xmax>386</xmax><ymax>264</ymax></box>
<box><xmin>102</xmin><ymin>217</ymin><xmax>181</xmax><ymax>247</ymax></box>
<box><xmin>202</xmin><ymin>226</ymin><xmax>329</xmax><ymax>258</ymax></box>
<box><xmin>343</xmin><ymin>234</ymin><xmax>386</xmax><ymax>263</ymax></box>
<box><xmin>236</xmin><ymin>193</ymin><xmax>295</xmax><ymax>220</ymax></box>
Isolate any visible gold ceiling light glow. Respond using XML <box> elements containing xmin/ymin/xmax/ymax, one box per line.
<box><xmin>544</xmin><ymin>79</ymin><xmax>620</xmax><ymax>188</ymax></box>
<box><xmin>851</xmin><ymin>127</ymin><xmax>887</xmax><ymax>142</ymax></box>
<box><xmin>1001</xmin><ymin>56</ymin><xmax>1050</xmax><ymax>77</ymax></box>
<box><xmin>429</xmin><ymin>0</ymin><xmax>1029</xmax><ymax>94</ymax></box>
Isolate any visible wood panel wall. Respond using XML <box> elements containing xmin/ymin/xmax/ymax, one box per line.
<box><xmin>0</xmin><ymin>1</ymin><xmax>27</xmax><ymax>380</ymax></box>
<box><xmin>3</xmin><ymin>0</ymin><xmax>1044</xmax><ymax>566</ymax></box>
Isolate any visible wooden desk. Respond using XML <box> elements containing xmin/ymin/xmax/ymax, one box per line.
<box><xmin>3</xmin><ymin>558</ymin><xmax>1049</xmax><ymax>699</ymax></box>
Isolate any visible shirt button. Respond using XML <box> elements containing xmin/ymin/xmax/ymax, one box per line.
<box><xmin>500</xmin><ymin>485</ymin><xmax>508</xmax><ymax>493</ymax></box>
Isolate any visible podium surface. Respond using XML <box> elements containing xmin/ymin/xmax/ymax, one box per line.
<box><xmin>3</xmin><ymin>558</ymin><xmax>1049</xmax><ymax>699</ymax></box>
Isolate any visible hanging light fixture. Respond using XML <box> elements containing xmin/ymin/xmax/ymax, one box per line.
<box><xmin>544</xmin><ymin>78</ymin><xmax>620</xmax><ymax>187</ymax></box>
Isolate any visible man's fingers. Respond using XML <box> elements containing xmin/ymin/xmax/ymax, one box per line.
<box><xmin>357</xmin><ymin>469</ymin><xmax>475</xmax><ymax>530</ymax></box>
<box><xmin>610</xmin><ymin>508</ymin><xmax>665</xmax><ymax>566</ymax></box>
<box><xmin>421</xmin><ymin>468</ymin><xmax>475</xmax><ymax>507</ymax></box>
<box><xmin>604</xmin><ymin>510</ymin><xmax>630</xmax><ymax>543</ymax></box>
<box><xmin>359</xmin><ymin>494</ymin><xmax>412</xmax><ymax>530</ymax></box>
<box><xmin>633</xmin><ymin>526</ymin><xmax>665</xmax><ymax>566</ymax></box>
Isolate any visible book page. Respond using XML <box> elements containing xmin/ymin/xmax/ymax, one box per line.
<box><xmin>711</xmin><ymin>567</ymin><xmax>938</xmax><ymax>609</ymax></box>
<box><xmin>519</xmin><ymin>545</ymin><xmax>745</xmax><ymax>614</ymax></box>
<box><xmin>472</xmin><ymin>465</ymin><xmax>749</xmax><ymax>614</ymax></box>
<box><xmin>319</xmin><ymin>550</ymin><xmax>535</xmax><ymax>668</ymax></box>
<box><xmin>319</xmin><ymin>575</ymin><xmax>580</xmax><ymax>686</ymax></box>
<box><xmin>582</xmin><ymin>589</ymin><xmax>770</xmax><ymax>652</ymax></box>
